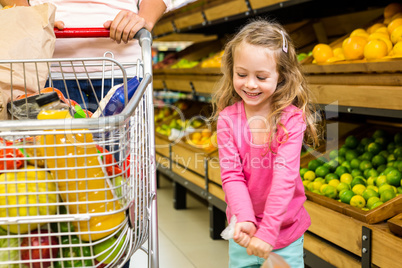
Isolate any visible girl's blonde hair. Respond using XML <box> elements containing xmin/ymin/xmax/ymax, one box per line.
<box><xmin>211</xmin><ymin>18</ymin><xmax>320</xmax><ymax>150</ymax></box>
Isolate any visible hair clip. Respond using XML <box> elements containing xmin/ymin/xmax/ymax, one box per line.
<box><xmin>280</xmin><ymin>30</ymin><xmax>288</xmax><ymax>53</ymax></box>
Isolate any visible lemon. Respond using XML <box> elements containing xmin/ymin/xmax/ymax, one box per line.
<box><xmin>364</xmin><ymin>39</ymin><xmax>389</xmax><ymax>60</ymax></box>
<box><xmin>302</xmin><ymin>180</ymin><xmax>310</xmax><ymax>190</ymax></box>
<box><xmin>328</xmin><ymin>179</ymin><xmax>340</xmax><ymax>188</ymax></box>
<box><xmin>366</xmin><ymin>176</ymin><xmax>376</xmax><ymax>186</ymax></box>
<box><xmin>320</xmin><ymin>184</ymin><xmax>329</xmax><ymax>194</ymax></box>
<box><xmin>350</xmin><ymin>195</ymin><xmax>366</xmax><ymax>208</ymax></box>
<box><xmin>312</xmin><ymin>181</ymin><xmax>324</xmax><ymax>192</ymax></box>
<box><xmin>340</xmin><ymin>173</ymin><xmax>353</xmax><ymax>185</ymax></box>
<box><xmin>352</xmin><ymin>184</ymin><xmax>366</xmax><ymax>196</ymax></box>
<box><xmin>303</xmin><ymin>170</ymin><xmax>316</xmax><ymax>181</ymax></box>
<box><xmin>336</xmin><ymin>182</ymin><xmax>350</xmax><ymax>193</ymax></box>
<box><xmin>367</xmin><ymin>185</ymin><xmax>379</xmax><ymax>193</ymax></box>
<box><xmin>323</xmin><ymin>185</ymin><xmax>338</xmax><ymax>199</ymax></box>
<box><xmin>390</xmin><ymin>24</ymin><xmax>402</xmax><ymax>44</ymax></box>
<box><xmin>378</xmin><ymin>183</ymin><xmax>393</xmax><ymax>195</ymax></box>
<box><xmin>376</xmin><ymin>175</ymin><xmax>388</xmax><ymax>187</ymax></box>
<box><xmin>300</xmin><ymin>167</ymin><xmax>310</xmax><ymax>178</ymax></box>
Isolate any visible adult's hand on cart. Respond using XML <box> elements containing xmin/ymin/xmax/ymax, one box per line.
<box><xmin>103</xmin><ymin>10</ymin><xmax>147</xmax><ymax>44</ymax></box>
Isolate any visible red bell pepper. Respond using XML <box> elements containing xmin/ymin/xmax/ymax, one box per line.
<box><xmin>0</xmin><ymin>138</ymin><xmax>24</xmax><ymax>172</ymax></box>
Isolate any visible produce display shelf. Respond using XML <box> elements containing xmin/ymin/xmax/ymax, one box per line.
<box><xmin>305</xmin><ymin>200</ymin><xmax>402</xmax><ymax>268</ymax></box>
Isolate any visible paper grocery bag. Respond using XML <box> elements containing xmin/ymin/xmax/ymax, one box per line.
<box><xmin>0</xmin><ymin>3</ymin><xmax>56</xmax><ymax>119</ymax></box>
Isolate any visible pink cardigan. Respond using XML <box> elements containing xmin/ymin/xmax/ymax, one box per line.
<box><xmin>217</xmin><ymin>101</ymin><xmax>311</xmax><ymax>249</ymax></box>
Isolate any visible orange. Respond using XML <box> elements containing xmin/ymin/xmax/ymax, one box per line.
<box><xmin>350</xmin><ymin>28</ymin><xmax>369</xmax><ymax>39</ymax></box>
<box><xmin>391</xmin><ymin>25</ymin><xmax>402</xmax><ymax>44</ymax></box>
<box><xmin>385</xmin><ymin>12</ymin><xmax>402</xmax><ymax>25</ymax></box>
<box><xmin>312</xmin><ymin>44</ymin><xmax>334</xmax><ymax>64</ymax></box>
<box><xmin>364</xmin><ymin>39</ymin><xmax>389</xmax><ymax>60</ymax></box>
<box><xmin>392</xmin><ymin>41</ymin><xmax>402</xmax><ymax>56</ymax></box>
<box><xmin>375</xmin><ymin>26</ymin><xmax>389</xmax><ymax>34</ymax></box>
<box><xmin>342</xmin><ymin>36</ymin><xmax>368</xmax><ymax>60</ymax></box>
<box><xmin>387</xmin><ymin>18</ymin><xmax>402</xmax><ymax>34</ymax></box>
<box><xmin>384</xmin><ymin>3</ymin><xmax>402</xmax><ymax>19</ymax></box>
<box><xmin>2</xmin><ymin>5</ymin><xmax>14</xmax><ymax>9</ymax></box>
<box><xmin>332</xmin><ymin>47</ymin><xmax>345</xmax><ymax>59</ymax></box>
<box><xmin>367</xmin><ymin>23</ymin><xmax>386</xmax><ymax>34</ymax></box>
<box><xmin>368</xmin><ymin>33</ymin><xmax>393</xmax><ymax>53</ymax></box>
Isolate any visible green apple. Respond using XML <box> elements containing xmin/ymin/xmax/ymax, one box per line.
<box><xmin>94</xmin><ymin>234</ymin><xmax>127</xmax><ymax>264</ymax></box>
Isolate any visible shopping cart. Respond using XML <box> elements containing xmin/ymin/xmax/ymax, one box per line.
<box><xmin>0</xmin><ymin>28</ymin><xmax>159</xmax><ymax>268</ymax></box>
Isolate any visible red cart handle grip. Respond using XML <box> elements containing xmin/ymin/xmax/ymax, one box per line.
<box><xmin>54</xmin><ymin>27</ymin><xmax>110</xmax><ymax>38</ymax></box>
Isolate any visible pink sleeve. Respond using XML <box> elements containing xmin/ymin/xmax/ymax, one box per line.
<box><xmin>217</xmin><ymin>114</ymin><xmax>257</xmax><ymax>224</ymax></box>
<box><xmin>254</xmin><ymin>111</ymin><xmax>306</xmax><ymax>247</ymax></box>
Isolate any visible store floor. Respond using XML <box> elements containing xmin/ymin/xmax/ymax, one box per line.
<box><xmin>130</xmin><ymin>174</ymin><xmax>229</xmax><ymax>268</ymax></box>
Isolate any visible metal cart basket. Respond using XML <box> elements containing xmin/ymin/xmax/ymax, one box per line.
<box><xmin>0</xmin><ymin>29</ymin><xmax>158</xmax><ymax>268</ymax></box>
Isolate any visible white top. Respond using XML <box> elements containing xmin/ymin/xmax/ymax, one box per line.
<box><xmin>30</xmin><ymin>0</ymin><xmax>170</xmax><ymax>76</ymax></box>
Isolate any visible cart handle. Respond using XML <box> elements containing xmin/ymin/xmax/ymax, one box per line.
<box><xmin>54</xmin><ymin>27</ymin><xmax>150</xmax><ymax>42</ymax></box>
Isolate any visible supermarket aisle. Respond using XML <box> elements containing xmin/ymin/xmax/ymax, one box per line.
<box><xmin>130</xmin><ymin>174</ymin><xmax>229</xmax><ymax>268</ymax></box>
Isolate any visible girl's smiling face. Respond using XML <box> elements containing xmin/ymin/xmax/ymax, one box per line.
<box><xmin>233</xmin><ymin>41</ymin><xmax>280</xmax><ymax>114</ymax></box>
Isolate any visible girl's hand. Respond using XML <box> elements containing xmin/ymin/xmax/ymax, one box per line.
<box><xmin>246</xmin><ymin>237</ymin><xmax>273</xmax><ymax>259</ymax></box>
<box><xmin>104</xmin><ymin>10</ymin><xmax>147</xmax><ymax>44</ymax></box>
<box><xmin>233</xmin><ymin>222</ymin><xmax>256</xmax><ymax>247</ymax></box>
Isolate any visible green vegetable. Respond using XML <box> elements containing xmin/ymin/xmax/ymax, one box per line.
<box><xmin>50</xmin><ymin>206</ymin><xmax>74</xmax><ymax>233</ymax></box>
<box><xmin>0</xmin><ymin>237</ymin><xmax>20</xmax><ymax>268</ymax></box>
<box><xmin>54</xmin><ymin>236</ymin><xmax>93</xmax><ymax>268</ymax></box>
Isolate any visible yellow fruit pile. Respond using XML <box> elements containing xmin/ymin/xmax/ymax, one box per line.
<box><xmin>312</xmin><ymin>2</ymin><xmax>402</xmax><ymax>63</ymax></box>
<box><xmin>187</xmin><ymin>129</ymin><xmax>218</xmax><ymax>152</ymax></box>
<box><xmin>200</xmin><ymin>50</ymin><xmax>224</xmax><ymax>68</ymax></box>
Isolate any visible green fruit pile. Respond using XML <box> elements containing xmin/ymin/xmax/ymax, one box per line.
<box><xmin>300</xmin><ymin>129</ymin><xmax>402</xmax><ymax>210</ymax></box>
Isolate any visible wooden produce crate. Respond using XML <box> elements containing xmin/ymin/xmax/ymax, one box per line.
<box><xmin>208</xmin><ymin>182</ymin><xmax>225</xmax><ymax>202</ymax></box>
<box><xmin>301</xmin><ymin>122</ymin><xmax>402</xmax><ymax>224</ymax></box>
<box><xmin>208</xmin><ymin>151</ymin><xmax>221</xmax><ymax>186</ymax></box>
<box><xmin>203</xmin><ymin>0</ymin><xmax>248</xmax><ymax>22</ymax></box>
<box><xmin>172</xmin><ymin>162</ymin><xmax>205</xmax><ymax>190</ymax></box>
<box><xmin>388</xmin><ymin>213</ymin><xmax>402</xmax><ymax>237</ymax></box>
<box><xmin>249</xmin><ymin>0</ymin><xmax>287</xmax><ymax>10</ymax></box>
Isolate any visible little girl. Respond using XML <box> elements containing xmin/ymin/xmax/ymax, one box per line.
<box><xmin>212</xmin><ymin>19</ymin><xmax>320</xmax><ymax>267</ymax></box>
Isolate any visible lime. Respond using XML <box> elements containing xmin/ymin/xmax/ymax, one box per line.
<box><xmin>366</xmin><ymin>196</ymin><xmax>380</xmax><ymax>209</ymax></box>
<box><xmin>350</xmin><ymin>195</ymin><xmax>366</xmax><ymax>208</ymax></box>
<box><xmin>388</xmin><ymin>142</ymin><xmax>396</xmax><ymax>154</ymax></box>
<box><xmin>314</xmin><ymin>177</ymin><xmax>325</xmax><ymax>183</ymax></box>
<box><xmin>341</xmin><ymin>161</ymin><xmax>352</xmax><ymax>172</ymax></box>
<box><xmin>394</xmin><ymin>147</ymin><xmax>402</xmax><ymax>158</ymax></box>
<box><xmin>323</xmin><ymin>185</ymin><xmax>338</xmax><ymax>199</ymax></box>
<box><xmin>317</xmin><ymin>156</ymin><xmax>328</xmax><ymax>165</ymax></box>
<box><xmin>335</xmin><ymin>166</ymin><xmax>349</xmax><ymax>177</ymax></box>
<box><xmin>380</xmin><ymin>189</ymin><xmax>396</xmax><ymax>203</ymax></box>
<box><xmin>378</xmin><ymin>183</ymin><xmax>393</xmax><ymax>195</ymax></box>
<box><xmin>325</xmin><ymin>160</ymin><xmax>338</xmax><ymax>172</ymax></box>
<box><xmin>303</xmin><ymin>170</ymin><xmax>316</xmax><ymax>181</ymax></box>
<box><xmin>367</xmin><ymin>185</ymin><xmax>379</xmax><ymax>193</ymax></box>
<box><xmin>325</xmin><ymin>173</ymin><xmax>339</xmax><ymax>184</ymax></box>
<box><xmin>394</xmin><ymin>132</ymin><xmax>402</xmax><ymax>144</ymax></box>
<box><xmin>308</xmin><ymin>159</ymin><xmax>321</xmax><ymax>171</ymax></box>
<box><xmin>371</xmin><ymin>154</ymin><xmax>386</xmax><ymax>168</ymax></box>
<box><xmin>366</xmin><ymin>176</ymin><xmax>376</xmax><ymax>186</ymax></box>
<box><xmin>379</xmin><ymin>150</ymin><xmax>390</xmax><ymax>159</ymax></box>
<box><xmin>372</xmin><ymin>129</ymin><xmax>387</xmax><ymax>139</ymax></box>
<box><xmin>386</xmin><ymin>169</ymin><xmax>401</xmax><ymax>186</ymax></box>
<box><xmin>397</xmin><ymin>186</ymin><xmax>402</xmax><ymax>194</ymax></box>
<box><xmin>336</xmin><ymin>182</ymin><xmax>351</xmax><ymax>193</ymax></box>
<box><xmin>356</xmin><ymin>144</ymin><xmax>365</xmax><ymax>155</ymax></box>
<box><xmin>370</xmin><ymin>200</ymin><xmax>383</xmax><ymax>209</ymax></box>
<box><xmin>345</xmin><ymin>135</ymin><xmax>359</xmax><ymax>149</ymax></box>
<box><xmin>339</xmin><ymin>190</ymin><xmax>355</xmax><ymax>204</ymax></box>
<box><xmin>375</xmin><ymin>175</ymin><xmax>388</xmax><ymax>187</ymax></box>
<box><xmin>361</xmin><ymin>152</ymin><xmax>374</xmax><ymax>161</ymax></box>
<box><xmin>351</xmin><ymin>176</ymin><xmax>366</xmax><ymax>188</ymax></box>
<box><xmin>352</xmin><ymin>184</ymin><xmax>366</xmax><ymax>195</ymax></box>
<box><xmin>350</xmin><ymin>169</ymin><xmax>364</xmax><ymax>178</ymax></box>
<box><xmin>366</xmin><ymin>168</ymin><xmax>379</xmax><ymax>178</ymax></box>
<box><xmin>359</xmin><ymin>160</ymin><xmax>373</xmax><ymax>171</ymax></box>
<box><xmin>334</xmin><ymin>156</ymin><xmax>346</xmax><ymax>165</ymax></box>
<box><xmin>329</xmin><ymin>149</ymin><xmax>339</xmax><ymax>160</ymax></box>
<box><xmin>398</xmin><ymin>161</ymin><xmax>402</xmax><ymax>172</ymax></box>
<box><xmin>377</xmin><ymin>164</ymin><xmax>387</xmax><ymax>174</ymax></box>
<box><xmin>307</xmin><ymin>182</ymin><xmax>315</xmax><ymax>192</ymax></box>
<box><xmin>350</xmin><ymin>158</ymin><xmax>362</xmax><ymax>170</ymax></box>
<box><xmin>375</xmin><ymin>137</ymin><xmax>388</xmax><ymax>147</ymax></box>
<box><xmin>345</xmin><ymin>150</ymin><xmax>359</xmax><ymax>161</ymax></box>
<box><xmin>387</xmin><ymin>154</ymin><xmax>396</xmax><ymax>163</ymax></box>
<box><xmin>315</xmin><ymin>166</ymin><xmax>330</xmax><ymax>178</ymax></box>
<box><xmin>360</xmin><ymin>137</ymin><xmax>374</xmax><ymax>146</ymax></box>
<box><xmin>300</xmin><ymin>167</ymin><xmax>310</xmax><ymax>178</ymax></box>
<box><xmin>338</xmin><ymin>147</ymin><xmax>348</xmax><ymax>157</ymax></box>
<box><xmin>340</xmin><ymin>173</ymin><xmax>353</xmax><ymax>185</ymax></box>
<box><xmin>362</xmin><ymin>188</ymin><xmax>379</xmax><ymax>201</ymax></box>
<box><xmin>383</xmin><ymin>166</ymin><xmax>397</xmax><ymax>175</ymax></box>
